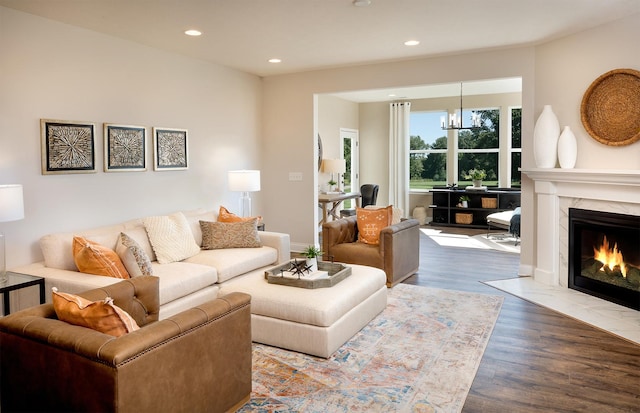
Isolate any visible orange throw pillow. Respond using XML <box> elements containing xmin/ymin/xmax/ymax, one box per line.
<box><xmin>73</xmin><ymin>236</ymin><xmax>130</xmax><ymax>279</ymax></box>
<box><xmin>356</xmin><ymin>205</ymin><xmax>393</xmax><ymax>245</ymax></box>
<box><xmin>52</xmin><ymin>288</ymin><xmax>139</xmax><ymax>337</ymax></box>
<box><xmin>218</xmin><ymin>206</ymin><xmax>262</xmax><ymax>223</ymax></box>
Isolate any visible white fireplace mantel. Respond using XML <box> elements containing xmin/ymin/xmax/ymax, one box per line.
<box><xmin>522</xmin><ymin>168</ymin><xmax>640</xmax><ymax>286</ymax></box>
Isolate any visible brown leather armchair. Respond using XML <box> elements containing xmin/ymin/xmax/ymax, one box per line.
<box><xmin>322</xmin><ymin>216</ymin><xmax>420</xmax><ymax>287</ymax></box>
<box><xmin>0</xmin><ymin>276</ymin><xmax>252</xmax><ymax>413</ymax></box>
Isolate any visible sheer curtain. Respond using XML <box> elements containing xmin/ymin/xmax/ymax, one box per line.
<box><xmin>389</xmin><ymin>102</ymin><xmax>410</xmax><ymax>217</ymax></box>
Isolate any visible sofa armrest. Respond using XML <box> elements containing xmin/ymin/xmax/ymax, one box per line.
<box><xmin>379</xmin><ymin>218</ymin><xmax>420</xmax><ymax>286</ymax></box>
<box><xmin>258</xmin><ymin>230</ymin><xmax>291</xmax><ymax>264</ymax></box>
<box><xmin>11</xmin><ymin>262</ymin><xmax>122</xmax><ymax>303</ymax></box>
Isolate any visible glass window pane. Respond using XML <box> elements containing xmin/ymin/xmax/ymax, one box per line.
<box><xmin>458</xmin><ymin>109</ymin><xmax>499</xmax><ymax>149</ymax></box>
<box><xmin>511</xmin><ymin>152</ymin><xmax>521</xmax><ymax>187</ymax></box>
<box><xmin>458</xmin><ymin>152</ymin><xmax>498</xmax><ymax>186</ymax></box>
<box><xmin>410</xmin><ymin>111</ymin><xmax>448</xmax><ymax>149</ymax></box>
<box><xmin>410</xmin><ymin>152</ymin><xmax>447</xmax><ymax>190</ymax></box>
<box><xmin>512</xmin><ymin>108</ymin><xmax>522</xmax><ymax>148</ymax></box>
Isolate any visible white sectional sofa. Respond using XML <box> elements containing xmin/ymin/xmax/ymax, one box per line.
<box><xmin>12</xmin><ymin>209</ymin><xmax>290</xmax><ymax>319</ymax></box>
<box><xmin>12</xmin><ymin>208</ymin><xmax>388</xmax><ymax>358</ymax></box>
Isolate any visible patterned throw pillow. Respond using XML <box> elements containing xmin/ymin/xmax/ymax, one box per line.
<box><xmin>72</xmin><ymin>236</ymin><xmax>130</xmax><ymax>279</ymax></box>
<box><xmin>52</xmin><ymin>288</ymin><xmax>139</xmax><ymax>337</ymax></box>
<box><xmin>200</xmin><ymin>218</ymin><xmax>262</xmax><ymax>250</ymax></box>
<box><xmin>143</xmin><ymin>212</ymin><xmax>200</xmax><ymax>264</ymax></box>
<box><xmin>115</xmin><ymin>232</ymin><xmax>154</xmax><ymax>277</ymax></box>
<box><xmin>356</xmin><ymin>205</ymin><xmax>393</xmax><ymax>245</ymax></box>
<box><xmin>217</xmin><ymin>206</ymin><xmax>262</xmax><ymax>223</ymax></box>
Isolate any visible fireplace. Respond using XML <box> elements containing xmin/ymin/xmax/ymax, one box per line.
<box><xmin>568</xmin><ymin>208</ymin><xmax>640</xmax><ymax>310</ymax></box>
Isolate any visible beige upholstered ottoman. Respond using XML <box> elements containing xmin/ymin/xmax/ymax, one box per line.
<box><xmin>219</xmin><ymin>264</ymin><xmax>387</xmax><ymax>358</ymax></box>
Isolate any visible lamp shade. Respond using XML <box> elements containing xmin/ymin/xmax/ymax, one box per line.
<box><xmin>0</xmin><ymin>184</ymin><xmax>24</xmax><ymax>222</ymax></box>
<box><xmin>323</xmin><ymin>159</ymin><xmax>346</xmax><ymax>174</ymax></box>
<box><xmin>228</xmin><ymin>170</ymin><xmax>261</xmax><ymax>192</ymax></box>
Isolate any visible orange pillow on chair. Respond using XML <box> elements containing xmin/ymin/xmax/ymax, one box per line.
<box><xmin>52</xmin><ymin>288</ymin><xmax>139</xmax><ymax>337</ymax></box>
<box><xmin>356</xmin><ymin>205</ymin><xmax>393</xmax><ymax>245</ymax></box>
<box><xmin>218</xmin><ymin>206</ymin><xmax>262</xmax><ymax>223</ymax></box>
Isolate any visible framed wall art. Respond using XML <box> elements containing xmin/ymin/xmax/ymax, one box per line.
<box><xmin>40</xmin><ymin>119</ymin><xmax>96</xmax><ymax>175</ymax></box>
<box><xmin>153</xmin><ymin>127</ymin><xmax>188</xmax><ymax>171</ymax></box>
<box><xmin>104</xmin><ymin>124</ymin><xmax>147</xmax><ymax>172</ymax></box>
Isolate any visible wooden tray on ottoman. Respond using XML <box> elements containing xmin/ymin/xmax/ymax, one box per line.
<box><xmin>265</xmin><ymin>260</ymin><xmax>351</xmax><ymax>289</ymax></box>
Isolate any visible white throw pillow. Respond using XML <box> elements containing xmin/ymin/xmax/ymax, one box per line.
<box><xmin>143</xmin><ymin>212</ymin><xmax>200</xmax><ymax>264</ymax></box>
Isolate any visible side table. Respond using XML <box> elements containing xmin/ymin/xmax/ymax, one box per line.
<box><xmin>0</xmin><ymin>272</ymin><xmax>46</xmax><ymax>316</ymax></box>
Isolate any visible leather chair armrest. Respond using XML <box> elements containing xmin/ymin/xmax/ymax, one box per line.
<box><xmin>78</xmin><ymin>275</ymin><xmax>160</xmax><ymax>326</ymax></box>
<box><xmin>322</xmin><ymin>216</ymin><xmax>358</xmax><ymax>260</ymax></box>
<box><xmin>379</xmin><ymin>218</ymin><xmax>420</xmax><ymax>286</ymax></box>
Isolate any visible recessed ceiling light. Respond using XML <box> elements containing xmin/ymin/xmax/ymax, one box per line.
<box><xmin>184</xmin><ymin>29</ymin><xmax>202</xmax><ymax>36</ymax></box>
<box><xmin>353</xmin><ymin>0</ymin><xmax>371</xmax><ymax>6</ymax></box>
<box><xmin>404</xmin><ymin>40</ymin><xmax>420</xmax><ymax>46</ymax></box>
<box><xmin>268</xmin><ymin>58</ymin><xmax>282</xmax><ymax>63</ymax></box>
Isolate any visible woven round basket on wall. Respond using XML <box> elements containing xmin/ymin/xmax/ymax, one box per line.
<box><xmin>580</xmin><ymin>68</ymin><xmax>640</xmax><ymax>146</ymax></box>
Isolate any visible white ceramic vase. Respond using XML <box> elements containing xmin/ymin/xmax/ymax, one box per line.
<box><xmin>557</xmin><ymin>126</ymin><xmax>577</xmax><ymax>169</ymax></box>
<box><xmin>533</xmin><ymin>105</ymin><xmax>560</xmax><ymax>168</ymax></box>
<box><xmin>306</xmin><ymin>258</ymin><xmax>318</xmax><ymax>273</ymax></box>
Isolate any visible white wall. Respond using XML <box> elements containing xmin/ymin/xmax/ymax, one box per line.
<box><xmin>534</xmin><ymin>13</ymin><xmax>640</xmax><ymax>169</ymax></box>
<box><xmin>317</xmin><ymin>94</ymin><xmax>358</xmax><ymax>193</ymax></box>
<box><xmin>0</xmin><ymin>7</ymin><xmax>263</xmax><ymax>267</ymax></box>
<box><xmin>263</xmin><ymin>47</ymin><xmax>536</xmax><ymax>261</ymax></box>
<box><xmin>530</xmin><ymin>13</ymin><xmax>640</xmax><ymax>278</ymax></box>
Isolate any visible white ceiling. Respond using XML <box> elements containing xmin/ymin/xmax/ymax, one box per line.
<box><xmin>2</xmin><ymin>0</ymin><xmax>639</xmax><ymax>78</ymax></box>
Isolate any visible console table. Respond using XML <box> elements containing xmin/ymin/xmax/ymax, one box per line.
<box><xmin>318</xmin><ymin>191</ymin><xmax>361</xmax><ymax>225</ymax></box>
<box><xmin>429</xmin><ymin>188</ymin><xmax>520</xmax><ymax>228</ymax></box>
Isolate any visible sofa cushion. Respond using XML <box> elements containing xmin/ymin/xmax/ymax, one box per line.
<box><xmin>356</xmin><ymin>205</ymin><xmax>392</xmax><ymax>245</ymax></box>
<box><xmin>72</xmin><ymin>236</ymin><xmax>130</xmax><ymax>279</ymax></box>
<box><xmin>143</xmin><ymin>212</ymin><xmax>200</xmax><ymax>264</ymax></box>
<box><xmin>183</xmin><ymin>247</ymin><xmax>277</xmax><ymax>283</ymax></box>
<box><xmin>116</xmin><ymin>233</ymin><xmax>154</xmax><ymax>277</ymax></box>
<box><xmin>182</xmin><ymin>209</ymin><xmax>216</xmax><ymax>247</ymax></box>
<box><xmin>41</xmin><ymin>224</ymin><xmax>126</xmax><ymax>271</ymax></box>
<box><xmin>200</xmin><ymin>219</ymin><xmax>262</xmax><ymax>250</ymax></box>
<box><xmin>52</xmin><ymin>288</ymin><xmax>139</xmax><ymax>337</ymax></box>
<box><xmin>150</xmin><ymin>262</ymin><xmax>218</xmax><ymax>305</ymax></box>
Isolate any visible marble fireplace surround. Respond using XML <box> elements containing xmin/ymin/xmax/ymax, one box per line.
<box><xmin>488</xmin><ymin>169</ymin><xmax>640</xmax><ymax>345</ymax></box>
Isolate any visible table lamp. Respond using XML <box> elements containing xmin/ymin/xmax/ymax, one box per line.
<box><xmin>323</xmin><ymin>159</ymin><xmax>346</xmax><ymax>192</ymax></box>
<box><xmin>228</xmin><ymin>170</ymin><xmax>260</xmax><ymax>217</ymax></box>
<box><xmin>0</xmin><ymin>184</ymin><xmax>25</xmax><ymax>282</ymax></box>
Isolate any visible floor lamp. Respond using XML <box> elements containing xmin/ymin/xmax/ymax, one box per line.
<box><xmin>228</xmin><ymin>170</ymin><xmax>261</xmax><ymax>217</ymax></box>
<box><xmin>0</xmin><ymin>185</ymin><xmax>24</xmax><ymax>282</ymax></box>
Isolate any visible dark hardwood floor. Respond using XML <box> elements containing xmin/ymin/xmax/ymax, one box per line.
<box><xmin>404</xmin><ymin>226</ymin><xmax>640</xmax><ymax>413</ymax></box>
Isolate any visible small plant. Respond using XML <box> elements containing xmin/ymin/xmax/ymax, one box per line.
<box><xmin>459</xmin><ymin>195</ymin><xmax>470</xmax><ymax>202</ymax></box>
<box><xmin>328</xmin><ymin>179</ymin><xmax>337</xmax><ymax>187</ymax></box>
<box><xmin>463</xmin><ymin>168</ymin><xmax>487</xmax><ymax>180</ymax></box>
<box><xmin>302</xmin><ymin>245</ymin><xmax>323</xmax><ymax>259</ymax></box>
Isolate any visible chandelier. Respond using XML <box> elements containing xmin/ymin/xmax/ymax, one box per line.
<box><xmin>441</xmin><ymin>82</ymin><xmax>482</xmax><ymax>130</ymax></box>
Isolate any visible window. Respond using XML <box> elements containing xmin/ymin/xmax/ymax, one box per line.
<box><xmin>410</xmin><ymin>107</ymin><xmax>521</xmax><ymax>190</ymax></box>
<box><xmin>510</xmin><ymin>108</ymin><xmax>522</xmax><ymax>187</ymax></box>
<box><xmin>409</xmin><ymin>111</ymin><xmax>448</xmax><ymax>190</ymax></box>
<box><xmin>458</xmin><ymin>108</ymin><xmax>499</xmax><ymax>186</ymax></box>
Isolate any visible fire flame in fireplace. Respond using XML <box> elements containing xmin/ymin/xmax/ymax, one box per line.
<box><xmin>594</xmin><ymin>236</ymin><xmax>627</xmax><ymax>278</ymax></box>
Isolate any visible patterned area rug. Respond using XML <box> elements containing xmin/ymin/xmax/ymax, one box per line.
<box><xmin>239</xmin><ymin>284</ymin><xmax>503</xmax><ymax>413</ymax></box>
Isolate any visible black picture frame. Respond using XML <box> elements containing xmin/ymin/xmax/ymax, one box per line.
<box><xmin>104</xmin><ymin>124</ymin><xmax>147</xmax><ymax>172</ymax></box>
<box><xmin>153</xmin><ymin>127</ymin><xmax>188</xmax><ymax>171</ymax></box>
<box><xmin>41</xmin><ymin>119</ymin><xmax>96</xmax><ymax>175</ymax></box>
